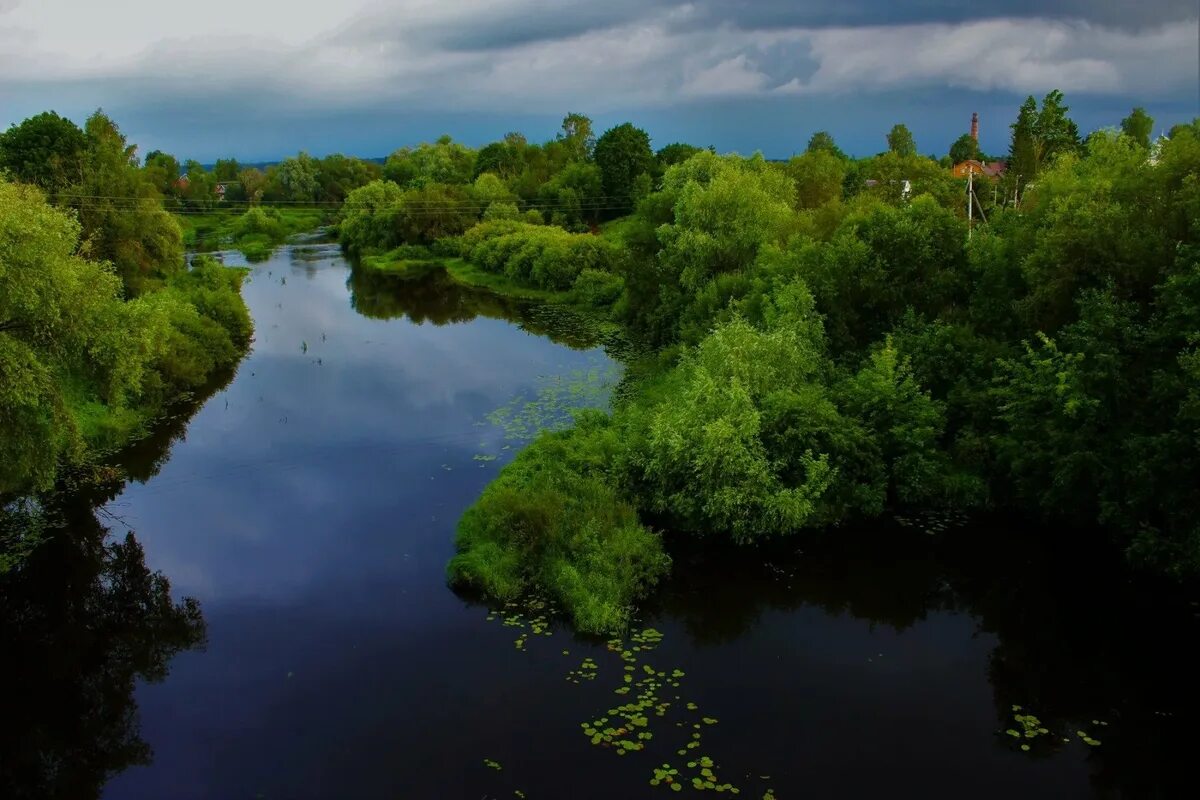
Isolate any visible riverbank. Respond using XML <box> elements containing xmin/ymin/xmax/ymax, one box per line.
<box><xmin>178</xmin><ymin>207</ymin><xmax>328</xmax><ymax>260</ymax></box>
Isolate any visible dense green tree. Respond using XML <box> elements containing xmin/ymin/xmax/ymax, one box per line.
<box><xmin>806</xmin><ymin>131</ymin><xmax>846</xmax><ymax>159</ymax></box>
<box><xmin>384</xmin><ymin>136</ymin><xmax>476</xmax><ymax>187</ymax></box>
<box><xmin>237</xmin><ymin>167</ymin><xmax>268</xmax><ymax>205</ymax></box>
<box><xmin>656</xmin><ymin>143</ymin><xmax>703</xmax><ymax>168</ymax></box>
<box><xmin>886</xmin><ymin>124</ymin><xmax>917</xmax><ymax>157</ymax></box>
<box><xmin>337</xmin><ymin>179</ymin><xmax>405</xmax><ymax>254</ymax></box>
<box><xmin>395</xmin><ymin>183</ymin><xmax>475</xmax><ymax>244</ymax></box>
<box><xmin>179</xmin><ymin>159</ymin><xmax>216</xmax><ymax>209</ymax></box>
<box><xmin>0</xmin><ymin>181</ymin><xmax>171</xmax><ymax>491</ymax></box>
<box><xmin>212</xmin><ymin>158</ymin><xmax>240</xmax><ymax>182</ymax></box>
<box><xmin>556</xmin><ymin>112</ymin><xmax>596</xmax><ymax>163</ymax></box>
<box><xmin>315</xmin><ymin>154</ymin><xmax>380</xmax><ymax>203</ymax></box>
<box><xmin>142</xmin><ymin>150</ymin><xmax>180</xmax><ymax>196</ymax></box>
<box><xmin>1121</xmin><ymin>107</ymin><xmax>1155</xmax><ymax>148</ymax></box>
<box><xmin>268</xmin><ymin>152</ymin><xmax>320</xmax><ymax>202</ymax></box>
<box><xmin>474</xmin><ymin>134</ymin><xmax>526</xmax><ymax>180</ymax></box>
<box><xmin>593</xmin><ymin>123</ymin><xmax>655</xmax><ymax>213</ymax></box>
<box><xmin>0</xmin><ymin>112</ymin><xmax>85</xmax><ymax>197</ymax></box>
<box><xmin>949</xmin><ymin>133</ymin><xmax>981</xmax><ymax>163</ymax></box>
<box><xmin>784</xmin><ymin>149</ymin><xmax>847</xmax><ymax>210</ymax></box>
<box><xmin>1009</xmin><ymin>90</ymin><xmax>1080</xmax><ymax>185</ymax></box>
<box><xmin>538</xmin><ymin>161</ymin><xmax>603</xmax><ymax>225</ymax></box>
<box><xmin>73</xmin><ymin>111</ymin><xmax>184</xmax><ymax>294</ymax></box>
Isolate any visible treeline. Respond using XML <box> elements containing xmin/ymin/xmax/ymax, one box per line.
<box><xmin>442</xmin><ymin>96</ymin><xmax>1200</xmax><ymax>632</ymax></box>
<box><xmin>336</xmin><ymin>116</ymin><xmax>696</xmax><ymax>256</ymax></box>
<box><xmin>0</xmin><ymin>112</ymin><xmax>252</xmax><ymax>510</ymax></box>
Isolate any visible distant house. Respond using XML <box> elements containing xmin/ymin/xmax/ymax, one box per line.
<box><xmin>215</xmin><ymin>183</ymin><xmax>228</xmax><ymax>201</ymax></box>
<box><xmin>174</xmin><ymin>175</ymin><xmax>190</xmax><ymax>191</ymax></box>
<box><xmin>951</xmin><ymin>159</ymin><xmax>1006</xmax><ymax>179</ymax></box>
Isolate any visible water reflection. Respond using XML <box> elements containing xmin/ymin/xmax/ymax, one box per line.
<box><xmin>646</xmin><ymin>521</ymin><xmax>1198</xmax><ymax>798</ymax></box>
<box><xmin>0</xmin><ymin>506</ymin><xmax>206</xmax><ymax>800</ymax></box>
<box><xmin>348</xmin><ymin>264</ymin><xmax>627</xmax><ymax>353</ymax></box>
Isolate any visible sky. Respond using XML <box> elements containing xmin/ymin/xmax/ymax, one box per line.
<box><xmin>1</xmin><ymin>1</ymin><xmax>1197</xmax><ymax>161</ymax></box>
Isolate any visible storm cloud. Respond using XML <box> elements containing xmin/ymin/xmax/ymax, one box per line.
<box><xmin>1</xmin><ymin>0</ymin><xmax>1195</xmax><ymax>159</ymax></box>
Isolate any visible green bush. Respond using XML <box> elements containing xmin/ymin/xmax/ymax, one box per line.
<box><xmin>448</xmin><ymin>414</ymin><xmax>670</xmax><ymax>633</ymax></box>
<box><xmin>570</xmin><ymin>269</ymin><xmax>625</xmax><ymax>307</ymax></box>
<box><xmin>459</xmin><ymin>221</ymin><xmax>622</xmax><ymax>291</ymax></box>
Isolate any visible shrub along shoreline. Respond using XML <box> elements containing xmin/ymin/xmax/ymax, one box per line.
<box><xmin>1</xmin><ymin>180</ymin><xmax>253</xmax><ymax>500</ymax></box>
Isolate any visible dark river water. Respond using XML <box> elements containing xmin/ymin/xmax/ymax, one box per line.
<box><xmin>2</xmin><ymin>244</ymin><xmax>1197</xmax><ymax>799</ymax></box>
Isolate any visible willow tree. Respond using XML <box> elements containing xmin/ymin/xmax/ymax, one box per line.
<box><xmin>0</xmin><ymin>181</ymin><xmax>168</xmax><ymax>492</ymax></box>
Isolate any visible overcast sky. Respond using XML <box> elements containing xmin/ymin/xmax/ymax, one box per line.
<box><xmin>1</xmin><ymin>1</ymin><xmax>1196</xmax><ymax>161</ymax></box>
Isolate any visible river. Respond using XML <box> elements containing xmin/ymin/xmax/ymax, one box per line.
<box><xmin>2</xmin><ymin>243</ymin><xmax>1195</xmax><ymax>799</ymax></box>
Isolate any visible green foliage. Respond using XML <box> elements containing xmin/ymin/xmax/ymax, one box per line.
<box><xmin>949</xmin><ymin>133</ymin><xmax>980</xmax><ymax>164</ymax></box>
<box><xmin>657</xmin><ymin>143</ymin><xmax>703</xmax><ymax>168</ymax></box>
<box><xmin>460</xmin><ymin>220</ymin><xmax>623</xmax><ymax>292</ymax></box>
<box><xmin>799</xmin><ymin>195</ymin><xmax>968</xmax><ymax>352</ymax></box>
<box><xmin>886</xmin><ymin>124</ymin><xmax>917</xmax><ymax>157</ymax></box>
<box><xmin>0</xmin><ymin>179</ymin><xmax>248</xmax><ymax>494</ymax></box>
<box><xmin>1009</xmin><ymin>90</ymin><xmax>1081</xmax><ymax>184</ymax></box>
<box><xmin>73</xmin><ymin>111</ymin><xmax>184</xmax><ymax>295</ymax></box>
<box><xmin>806</xmin><ymin>131</ymin><xmax>846</xmax><ymax>159</ymax></box>
<box><xmin>0</xmin><ymin>111</ymin><xmax>86</xmax><ymax>197</ymax></box>
<box><xmin>338</xmin><ymin>179</ymin><xmax>406</xmax><ymax>254</ymax></box>
<box><xmin>623</xmin><ymin>317</ymin><xmax>835</xmax><ymax>540</ymax></box>
<box><xmin>783</xmin><ymin>149</ymin><xmax>846</xmax><ymax>210</ymax></box>
<box><xmin>594</xmin><ymin>123</ymin><xmax>655</xmax><ymax>214</ymax></box>
<box><xmin>267</xmin><ymin>152</ymin><xmax>320</xmax><ymax>202</ymax></box>
<box><xmin>385</xmin><ymin>135</ymin><xmax>476</xmax><ymax>187</ymax></box>
<box><xmin>1120</xmin><ymin>107</ymin><xmax>1155</xmax><ymax>149</ymax></box>
<box><xmin>449</xmin><ymin>414</ymin><xmax>670</xmax><ymax>634</ymax></box>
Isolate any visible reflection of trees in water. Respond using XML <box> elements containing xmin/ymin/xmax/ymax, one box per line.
<box><xmin>652</xmin><ymin>519</ymin><xmax>1198</xmax><ymax>796</ymax></box>
<box><xmin>0</xmin><ymin>350</ymin><xmax>231</xmax><ymax>798</ymax></box>
<box><xmin>0</xmin><ymin>504</ymin><xmax>205</xmax><ymax>799</ymax></box>
<box><xmin>346</xmin><ymin>266</ymin><xmax>626</xmax><ymax>353</ymax></box>
<box><xmin>348</xmin><ymin>265</ymin><xmax>528</xmax><ymax>327</ymax></box>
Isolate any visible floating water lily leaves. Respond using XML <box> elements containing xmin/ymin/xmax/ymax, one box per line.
<box><xmin>1005</xmin><ymin>705</ymin><xmax>1106</xmax><ymax>753</ymax></box>
<box><xmin>483</xmin><ymin>758</ymin><xmax>502</xmax><ymax>771</ymax></box>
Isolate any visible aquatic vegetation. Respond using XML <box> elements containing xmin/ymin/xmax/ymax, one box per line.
<box><xmin>1004</xmin><ymin>705</ymin><xmax>1107</xmax><ymax>752</ymax></box>
<box><xmin>485</xmin><ymin>362</ymin><xmax>620</xmax><ymax>444</ymax></box>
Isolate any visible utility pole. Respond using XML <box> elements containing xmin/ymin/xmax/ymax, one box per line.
<box><xmin>967</xmin><ymin>165</ymin><xmax>974</xmax><ymax>239</ymax></box>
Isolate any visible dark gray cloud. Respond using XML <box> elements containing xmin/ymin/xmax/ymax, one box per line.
<box><xmin>373</xmin><ymin>0</ymin><xmax>1200</xmax><ymax>54</ymax></box>
<box><xmin>2</xmin><ymin>0</ymin><xmax>1196</xmax><ymax>162</ymax></box>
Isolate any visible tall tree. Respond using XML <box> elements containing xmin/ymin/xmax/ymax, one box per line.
<box><xmin>212</xmin><ymin>158</ymin><xmax>240</xmax><ymax>182</ymax></box>
<box><xmin>806</xmin><ymin>131</ymin><xmax>846</xmax><ymax>159</ymax></box>
<box><xmin>657</xmin><ymin>143</ymin><xmax>702</xmax><ymax>167</ymax></box>
<box><xmin>886</xmin><ymin>124</ymin><xmax>917</xmax><ymax>157</ymax></box>
<box><xmin>593</xmin><ymin>123</ymin><xmax>655</xmax><ymax>214</ymax></box>
<box><xmin>143</xmin><ymin>150</ymin><xmax>180</xmax><ymax>196</ymax></box>
<box><xmin>74</xmin><ymin>111</ymin><xmax>183</xmax><ymax>294</ymax></box>
<box><xmin>270</xmin><ymin>152</ymin><xmax>320</xmax><ymax>201</ymax></box>
<box><xmin>1009</xmin><ymin>90</ymin><xmax>1080</xmax><ymax>183</ymax></box>
<box><xmin>0</xmin><ymin>112</ymin><xmax>86</xmax><ymax>197</ymax></box>
<box><xmin>1034</xmin><ymin>90</ymin><xmax>1081</xmax><ymax>164</ymax></box>
<box><xmin>557</xmin><ymin>113</ymin><xmax>596</xmax><ymax>163</ymax></box>
<box><xmin>949</xmin><ymin>133</ymin><xmax>981</xmax><ymax>164</ymax></box>
<box><xmin>1009</xmin><ymin>96</ymin><xmax>1039</xmax><ymax>180</ymax></box>
<box><xmin>784</xmin><ymin>150</ymin><xmax>846</xmax><ymax>209</ymax></box>
<box><xmin>1121</xmin><ymin>107</ymin><xmax>1155</xmax><ymax>148</ymax></box>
